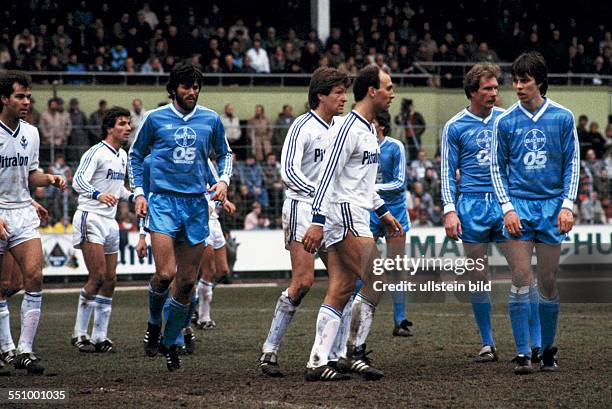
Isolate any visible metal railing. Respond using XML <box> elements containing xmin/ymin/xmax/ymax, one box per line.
<box><xmin>26</xmin><ymin>66</ymin><xmax>612</xmax><ymax>87</ymax></box>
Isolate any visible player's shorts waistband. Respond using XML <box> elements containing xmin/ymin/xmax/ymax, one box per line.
<box><xmin>509</xmin><ymin>195</ymin><xmax>561</xmax><ymax>202</ymax></box>
<box><xmin>151</xmin><ymin>190</ymin><xmax>206</xmax><ymax>199</ymax></box>
<box><xmin>459</xmin><ymin>192</ymin><xmax>495</xmax><ymax>199</ymax></box>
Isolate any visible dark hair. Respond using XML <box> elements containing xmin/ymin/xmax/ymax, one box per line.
<box><xmin>463</xmin><ymin>63</ymin><xmax>501</xmax><ymax>99</ymax></box>
<box><xmin>511</xmin><ymin>52</ymin><xmax>548</xmax><ymax>96</ymax></box>
<box><xmin>0</xmin><ymin>70</ymin><xmax>32</xmax><ymax>109</ymax></box>
<box><xmin>353</xmin><ymin>65</ymin><xmax>380</xmax><ymax>102</ymax></box>
<box><xmin>308</xmin><ymin>67</ymin><xmax>351</xmax><ymax>109</ymax></box>
<box><xmin>101</xmin><ymin>106</ymin><xmax>131</xmax><ymax>138</ymax></box>
<box><xmin>166</xmin><ymin>62</ymin><xmax>203</xmax><ymax>99</ymax></box>
<box><xmin>374</xmin><ymin>109</ymin><xmax>391</xmax><ymax>135</ymax></box>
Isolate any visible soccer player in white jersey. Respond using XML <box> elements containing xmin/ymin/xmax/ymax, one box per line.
<box><xmin>302</xmin><ymin>65</ymin><xmax>403</xmax><ymax>381</ymax></box>
<box><xmin>0</xmin><ymin>70</ymin><xmax>66</xmax><ymax>375</ymax></box>
<box><xmin>491</xmin><ymin>52</ymin><xmax>579</xmax><ymax>374</ymax></box>
<box><xmin>195</xmin><ymin>159</ymin><xmax>236</xmax><ymax>331</ymax></box>
<box><xmin>70</xmin><ymin>106</ymin><xmax>134</xmax><ymax>353</ymax></box>
<box><xmin>259</xmin><ymin>67</ymin><xmax>350</xmax><ymax>378</ymax></box>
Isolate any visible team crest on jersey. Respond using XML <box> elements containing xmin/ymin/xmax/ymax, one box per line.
<box><xmin>174</xmin><ymin>126</ymin><xmax>197</xmax><ymax>147</ymax></box>
<box><xmin>20</xmin><ymin>135</ymin><xmax>28</xmax><ymax>149</ymax></box>
<box><xmin>523</xmin><ymin>129</ymin><xmax>546</xmax><ymax>151</ymax></box>
<box><xmin>475</xmin><ymin>129</ymin><xmax>492</xmax><ymax>150</ymax></box>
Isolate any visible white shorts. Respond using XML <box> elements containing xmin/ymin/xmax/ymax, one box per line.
<box><xmin>324</xmin><ymin>202</ymin><xmax>373</xmax><ymax>247</ymax></box>
<box><xmin>282</xmin><ymin>198</ymin><xmax>313</xmax><ymax>250</ymax></box>
<box><xmin>72</xmin><ymin>210</ymin><xmax>120</xmax><ymax>254</ymax></box>
<box><xmin>207</xmin><ymin>217</ymin><xmax>226</xmax><ymax>250</ymax></box>
<box><xmin>0</xmin><ymin>206</ymin><xmax>40</xmax><ymax>254</ymax></box>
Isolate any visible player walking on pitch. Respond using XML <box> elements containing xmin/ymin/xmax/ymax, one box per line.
<box><xmin>129</xmin><ymin>63</ymin><xmax>232</xmax><ymax>371</ymax></box>
<box><xmin>302</xmin><ymin>65</ymin><xmax>403</xmax><ymax>381</ymax></box>
<box><xmin>0</xmin><ymin>70</ymin><xmax>66</xmax><ymax>375</ymax></box>
<box><xmin>70</xmin><ymin>106</ymin><xmax>134</xmax><ymax>354</ymax></box>
<box><xmin>491</xmin><ymin>52</ymin><xmax>579</xmax><ymax>374</ymax></box>
<box><xmin>259</xmin><ymin>67</ymin><xmax>350</xmax><ymax>378</ymax></box>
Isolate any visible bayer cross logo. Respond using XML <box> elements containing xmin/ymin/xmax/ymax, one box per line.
<box><xmin>174</xmin><ymin>126</ymin><xmax>197</xmax><ymax>147</ymax></box>
<box><xmin>475</xmin><ymin>129</ymin><xmax>492</xmax><ymax>150</ymax></box>
<box><xmin>523</xmin><ymin>129</ymin><xmax>546</xmax><ymax>152</ymax></box>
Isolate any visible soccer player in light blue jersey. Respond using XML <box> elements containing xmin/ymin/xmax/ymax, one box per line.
<box><xmin>129</xmin><ymin>63</ymin><xmax>232</xmax><ymax>371</ymax></box>
<box><xmin>368</xmin><ymin>111</ymin><xmax>413</xmax><ymax>337</ymax></box>
<box><xmin>491</xmin><ymin>52</ymin><xmax>579</xmax><ymax>374</ymax></box>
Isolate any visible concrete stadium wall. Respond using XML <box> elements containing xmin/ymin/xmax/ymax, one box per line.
<box><xmin>35</xmin><ymin>85</ymin><xmax>611</xmax><ymax>155</ymax></box>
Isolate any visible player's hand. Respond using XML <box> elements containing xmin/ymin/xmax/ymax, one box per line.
<box><xmin>48</xmin><ymin>174</ymin><xmax>66</xmax><ymax>191</ymax></box>
<box><xmin>381</xmin><ymin>213</ymin><xmax>404</xmax><ymax>237</ymax></box>
<box><xmin>557</xmin><ymin>208</ymin><xmax>574</xmax><ymax>234</ymax></box>
<box><xmin>303</xmin><ymin>225</ymin><xmax>324</xmax><ymax>254</ymax></box>
<box><xmin>135</xmin><ymin>195</ymin><xmax>148</xmax><ymax>218</ymax></box>
<box><xmin>209</xmin><ymin>181</ymin><xmax>228</xmax><ymax>204</ymax></box>
<box><xmin>444</xmin><ymin>211</ymin><xmax>462</xmax><ymax>240</ymax></box>
<box><xmin>504</xmin><ymin>210</ymin><xmax>522</xmax><ymax>237</ymax></box>
<box><xmin>136</xmin><ymin>236</ymin><xmax>148</xmax><ymax>259</ymax></box>
<box><xmin>0</xmin><ymin>218</ymin><xmax>9</xmax><ymax>241</ymax></box>
<box><xmin>98</xmin><ymin>194</ymin><xmax>119</xmax><ymax>207</ymax></box>
<box><xmin>223</xmin><ymin>200</ymin><xmax>236</xmax><ymax>215</ymax></box>
<box><xmin>31</xmin><ymin>200</ymin><xmax>48</xmax><ymax>223</ymax></box>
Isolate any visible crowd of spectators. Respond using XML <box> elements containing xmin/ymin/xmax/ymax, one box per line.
<box><xmin>1</xmin><ymin>1</ymin><xmax>612</xmax><ymax>86</ymax></box>
<box><xmin>25</xmin><ymin>95</ymin><xmax>612</xmax><ymax>233</ymax></box>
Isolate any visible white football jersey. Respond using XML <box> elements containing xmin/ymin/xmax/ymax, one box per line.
<box><xmin>281</xmin><ymin>110</ymin><xmax>334</xmax><ymax>204</ymax></box>
<box><xmin>0</xmin><ymin>119</ymin><xmax>40</xmax><ymax>209</ymax></box>
<box><xmin>312</xmin><ymin>110</ymin><xmax>385</xmax><ymax>219</ymax></box>
<box><xmin>73</xmin><ymin>141</ymin><xmax>132</xmax><ymax>218</ymax></box>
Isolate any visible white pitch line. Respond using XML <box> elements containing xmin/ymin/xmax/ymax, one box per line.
<box><xmin>42</xmin><ymin>282</ymin><xmax>279</xmax><ymax>294</ymax></box>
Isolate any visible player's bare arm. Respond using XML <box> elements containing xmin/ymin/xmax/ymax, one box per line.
<box><xmin>223</xmin><ymin>199</ymin><xmax>236</xmax><ymax>215</ymax></box>
<box><xmin>0</xmin><ymin>217</ymin><xmax>9</xmax><ymax>241</ymax></box>
<box><xmin>97</xmin><ymin>194</ymin><xmax>119</xmax><ymax>207</ymax></box>
<box><xmin>31</xmin><ymin>199</ymin><xmax>48</xmax><ymax>223</ymax></box>
<box><xmin>29</xmin><ymin>170</ymin><xmax>66</xmax><ymax>191</ymax></box>
<box><xmin>381</xmin><ymin>213</ymin><xmax>404</xmax><ymax>237</ymax></box>
<box><xmin>503</xmin><ymin>209</ymin><xmax>522</xmax><ymax>237</ymax></box>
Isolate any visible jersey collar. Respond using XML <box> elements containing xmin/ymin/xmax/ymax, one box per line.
<box><xmin>518</xmin><ymin>97</ymin><xmax>549</xmax><ymax>122</ymax></box>
<box><xmin>169</xmin><ymin>103</ymin><xmax>198</xmax><ymax>122</ymax></box>
<box><xmin>101</xmin><ymin>140</ymin><xmax>119</xmax><ymax>156</ymax></box>
<box><xmin>379</xmin><ymin>136</ymin><xmax>389</xmax><ymax>147</ymax></box>
<box><xmin>0</xmin><ymin>119</ymin><xmax>20</xmax><ymax>138</ymax></box>
<box><xmin>463</xmin><ymin>108</ymin><xmax>495</xmax><ymax>125</ymax></box>
<box><xmin>309</xmin><ymin>110</ymin><xmax>330</xmax><ymax>129</ymax></box>
<box><xmin>351</xmin><ymin>110</ymin><xmax>373</xmax><ymax>133</ymax></box>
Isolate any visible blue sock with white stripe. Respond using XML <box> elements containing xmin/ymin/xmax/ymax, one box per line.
<box><xmin>539</xmin><ymin>293</ymin><xmax>560</xmax><ymax>349</ymax></box>
<box><xmin>307</xmin><ymin>304</ymin><xmax>341</xmax><ymax>368</ymax></box>
<box><xmin>91</xmin><ymin>295</ymin><xmax>113</xmax><ymax>343</ymax></box>
<box><xmin>508</xmin><ymin>286</ymin><xmax>531</xmax><ymax>356</ymax></box>
<box><xmin>528</xmin><ymin>283</ymin><xmax>542</xmax><ymax>349</ymax></box>
<box><xmin>18</xmin><ymin>291</ymin><xmax>42</xmax><ymax>354</ymax></box>
<box><xmin>392</xmin><ymin>289</ymin><xmax>406</xmax><ymax>325</ymax></box>
<box><xmin>0</xmin><ymin>300</ymin><xmax>15</xmax><ymax>352</ymax></box>
<box><xmin>162</xmin><ymin>297</ymin><xmax>190</xmax><ymax>347</ymax></box>
<box><xmin>148</xmin><ymin>283</ymin><xmax>169</xmax><ymax>325</ymax></box>
<box><xmin>469</xmin><ymin>291</ymin><xmax>494</xmax><ymax>347</ymax></box>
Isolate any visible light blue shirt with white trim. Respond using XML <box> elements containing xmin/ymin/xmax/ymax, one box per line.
<box><xmin>440</xmin><ymin>107</ymin><xmax>504</xmax><ymax>214</ymax></box>
<box><xmin>375</xmin><ymin>136</ymin><xmax>406</xmax><ymax>206</ymax></box>
<box><xmin>490</xmin><ymin>98</ymin><xmax>580</xmax><ymax>213</ymax></box>
<box><xmin>128</xmin><ymin>103</ymin><xmax>232</xmax><ymax>197</ymax></box>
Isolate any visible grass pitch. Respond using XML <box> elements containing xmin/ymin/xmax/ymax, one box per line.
<box><xmin>3</xmin><ymin>283</ymin><xmax>612</xmax><ymax>408</ymax></box>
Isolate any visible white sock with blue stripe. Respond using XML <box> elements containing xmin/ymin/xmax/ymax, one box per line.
<box><xmin>262</xmin><ymin>289</ymin><xmax>299</xmax><ymax>354</ymax></box>
<box><xmin>18</xmin><ymin>291</ymin><xmax>42</xmax><ymax>354</ymax></box>
<box><xmin>307</xmin><ymin>304</ymin><xmax>341</xmax><ymax>368</ymax></box>
<box><xmin>73</xmin><ymin>288</ymin><xmax>95</xmax><ymax>338</ymax></box>
<box><xmin>329</xmin><ymin>295</ymin><xmax>354</xmax><ymax>361</ymax></box>
<box><xmin>348</xmin><ymin>293</ymin><xmax>376</xmax><ymax>347</ymax></box>
<box><xmin>91</xmin><ymin>295</ymin><xmax>113</xmax><ymax>343</ymax></box>
<box><xmin>0</xmin><ymin>299</ymin><xmax>15</xmax><ymax>352</ymax></box>
<box><xmin>197</xmin><ymin>279</ymin><xmax>214</xmax><ymax>323</ymax></box>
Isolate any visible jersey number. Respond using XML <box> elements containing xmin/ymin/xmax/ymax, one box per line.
<box><xmin>523</xmin><ymin>151</ymin><xmax>547</xmax><ymax>166</ymax></box>
<box><xmin>173</xmin><ymin>147</ymin><xmax>196</xmax><ymax>161</ymax></box>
